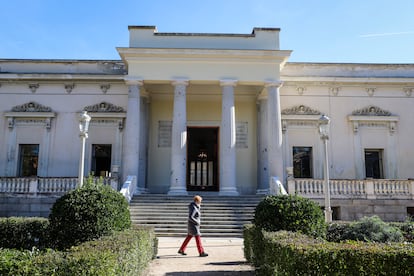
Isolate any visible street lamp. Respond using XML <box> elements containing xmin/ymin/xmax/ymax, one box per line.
<box><xmin>78</xmin><ymin>111</ymin><xmax>91</xmax><ymax>187</ymax></box>
<box><xmin>318</xmin><ymin>114</ymin><xmax>332</xmax><ymax>223</ymax></box>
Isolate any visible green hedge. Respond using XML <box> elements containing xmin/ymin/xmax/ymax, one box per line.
<box><xmin>0</xmin><ymin>217</ymin><xmax>49</xmax><ymax>250</ymax></box>
<box><xmin>327</xmin><ymin>220</ymin><xmax>414</xmax><ymax>243</ymax></box>
<box><xmin>244</xmin><ymin>224</ymin><xmax>414</xmax><ymax>276</ymax></box>
<box><xmin>0</xmin><ymin>227</ymin><xmax>157</xmax><ymax>276</ymax></box>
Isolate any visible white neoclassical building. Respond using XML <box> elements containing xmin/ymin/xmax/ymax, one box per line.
<box><xmin>1</xmin><ymin>26</ymin><xmax>414</xmax><ymax>220</ymax></box>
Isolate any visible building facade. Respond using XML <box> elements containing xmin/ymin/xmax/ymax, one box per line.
<box><xmin>1</xmin><ymin>26</ymin><xmax>414</xmax><ymax>220</ymax></box>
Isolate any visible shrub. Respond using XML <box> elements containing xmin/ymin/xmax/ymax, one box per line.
<box><xmin>0</xmin><ymin>227</ymin><xmax>157</xmax><ymax>276</ymax></box>
<box><xmin>48</xmin><ymin>177</ymin><xmax>131</xmax><ymax>249</ymax></box>
<box><xmin>253</xmin><ymin>194</ymin><xmax>326</xmax><ymax>238</ymax></box>
<box><xmin>251</xmin><ymin>230</ymin><xmax>414</xmax><ymax>276</ymax></box>
<box><xmin>343</xmin><ymin>216</ymin><xmax>404</xmax><ymax>243</ymax></box>
<box><xmin>0</xmin><ymin>217</ymin><xmax>49</xmax><ymax>250</ymax></box>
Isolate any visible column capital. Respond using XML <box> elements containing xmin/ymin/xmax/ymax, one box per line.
<box><xmin>171</xmin><ymin>78</ymin><xmax>189</xmax><ymax>87</ymax></box>
<box><xmin>220</xmin><ymin>79</ymin><xmax>238</xmax><ymax>87</ymax></box>
<box><xmin>124</xmin><ymin>76</ymin><xmax>143</xmax><ymax>86</ymax></box>
<box><xmin>264</xmin><ymin>80</ymin><xmax>283</xmax><ymax>88</ymax></box>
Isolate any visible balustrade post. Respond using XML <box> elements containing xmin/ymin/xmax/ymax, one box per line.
<box><xmin>29</xmin><ymin>179</ymin><xmax>38</xmax><ymax>194</ymax></box>
<box><xmin>365</xmin><ymin>180</ymin><xmax>375</xmax><ymax>199</ymax></box>
<box><xmin>410</xmin><ymin>179</ymin><xmax>414</xmax><ymax>199</ymax></box>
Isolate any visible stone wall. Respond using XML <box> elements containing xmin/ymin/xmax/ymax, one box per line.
<box><xmin>0</xmin><ymin>195</ymin><xmax>59</xmax><ymax>217</ymax></box>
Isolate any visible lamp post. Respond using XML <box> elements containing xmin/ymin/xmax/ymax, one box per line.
<box><xmin>78</xmin><ymin>111</ymin><xmax>91</xmax><ymax>187</ymax></box>
<box><xmin>318</xmin><ymin>114</ymin><xmax>332</xmax><ymax>223</ymax></box>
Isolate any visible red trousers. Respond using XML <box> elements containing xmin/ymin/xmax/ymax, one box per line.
<box><xmin>179</xmin><ymin>234</ymin><xmax>204</xmax><ymax>254</ymax></box>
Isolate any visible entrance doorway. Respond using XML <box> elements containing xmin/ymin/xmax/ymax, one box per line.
<box><xmin>187</xmin><ymin>127</ymin><xmax>219</xmax><ymax>191</ymax></box>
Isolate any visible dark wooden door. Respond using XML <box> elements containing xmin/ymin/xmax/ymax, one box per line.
<box><xmin>187</xmin><ymin>127</ymin><xmax>218</xmax><ymax>191</ymax></box>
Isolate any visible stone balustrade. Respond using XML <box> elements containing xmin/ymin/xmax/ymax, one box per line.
<box><xmin>0</xmin><ymin>177</ymin><xmax>119</xmax><ymax>196</ymax></box>
<box><xmin>287</xmin><ymin>178</ymin><xmax>414</xmax><ymax>200</ymax></box>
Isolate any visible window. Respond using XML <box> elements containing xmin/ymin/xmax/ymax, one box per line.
<box><xmin>293</xmin><ymin>146</ymin><xmax>313</xmax><ymax>178</ymax></box>
<box><xmin>18</xmin><ymin>144</ymin><xmax>39</xmax><ymax>177</ymax></box>
<box><xmin>364</xmin><ymin>149</ymin><xmax>384</xmax><ymax>179</ymax></box>
<box><xmin>91</xmin><ymin>144</ymin><xmax>112</xmax><ymax>177</ymax></box>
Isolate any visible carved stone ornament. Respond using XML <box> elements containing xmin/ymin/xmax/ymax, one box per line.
<box><xmin>352</xmin><ymin>105</ymin><xmax>391</xmax><ymax>116</ymax></box>
<box><xmin>28</xmin><ymin>83</ymin><xmax>39</xmax><ymax>93</ymax></box>
<box><xmin>83</xmin><ymin>101</ymin><xmax>125</xmax><ymax>113</ymax></box>
<box><xmin>64</xmin><ymin>83</ymin><xmax>75</xmax><ymax>93</ymax></box>
<box><xmin>403</xmin><ymin>87</ymin><xmax>413</xmax><ymax>97</ymax></box>
<box><xmin>100</xmin><ymin>84</ymin><xmax>111</xmax><ymax>93</ymax></box>
<box><xmin>11</xmin><ymin>101</ymin><xmax>52</xmax><ymax>112</ymax></box>
<box><xmin>281</xmin><ymin>105</ymin><xmax>321</xmax><ymax>115</ymax></box>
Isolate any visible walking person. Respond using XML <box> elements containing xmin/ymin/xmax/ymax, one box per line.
<box><xmin>178</xmin><ymin>195</ymin><xmax>208</xmax><ymax>257</ymax></box>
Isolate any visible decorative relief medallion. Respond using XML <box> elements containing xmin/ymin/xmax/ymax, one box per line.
<box><xmin>296</xmin><ymin>86</ymin><xmax>306</xmax><ymax>95</ymax></box>
<box><xmin>403</xmin><ymin>87</ymin><xmax>413</xmax><ymax>97</ymax></box>
<box><xmin>281</xmin><ymin>105</ymin><xmax>321</xmax><ymax>115</ymax></box>
<box><xmin>64</xmin><ymin>83</ymin><xmax>75</xmax><ymax>94</ymax></box>
<box><xmin>365</xmin><ymin>87</ymin><xmax>376</xmax><ymax>97</ymax></box>
<box><xmin>100</xmin><ymin>84</ymin><xmax>111</xmax><ymax>93</ymax></box>
<box><xmin>28</xmin><ymin>83</ymin><xmax>39</xmax><ymax>93</ymax></box>
<box><xmin>352</xmin><ymin>105</ymin><xmax>391</xmax><ymax>116</ymax></box>
<box><xmin>83</xmin><ymin>102</ymin><xmax>125</xmax><ymax>113</ymax></box>
<box><xmin>11</xmin><ymin>101</ymin><xmax>52</xmax><ymax>112</ymax></box>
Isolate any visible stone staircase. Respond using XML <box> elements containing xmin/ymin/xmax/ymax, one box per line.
<box><xmin>129</xmin><ymin>194</ymin><xmax>263</xmax><ymax>237</ymax></box>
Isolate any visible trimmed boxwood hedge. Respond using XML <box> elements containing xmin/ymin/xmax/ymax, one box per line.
<box><xmin>0</xmin><ymin>227</ymin><xmax>157</xmax><ymax>276</ymax></box>
<box><xmin>244</xmin><ymin>224</ymin><xmax>414</xmax><ymax>276</ymax></box>
<box><xmin>0</xmin><ymin>217</ymin><xmax>49</xmax><ymax>250</ymax></box>
<box><xmin>48</xmin><ymin>178</ymin><xmax>131</xmax><ymax>249</ymax></box>
<box><xmin>253</xmin><ymin>194</ymin><xmax>326</xmax><ymax>238</ymax></box>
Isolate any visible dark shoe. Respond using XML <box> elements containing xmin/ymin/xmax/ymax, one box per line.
<box><xmin>199</xmin><ymin>252</ymin><xmax>208</xmax><ymax>257</ymax></box>
<box><xmin>178</xmin><ymin>250</ymin><xmax>187</xmax><ymax>256</ymax></box>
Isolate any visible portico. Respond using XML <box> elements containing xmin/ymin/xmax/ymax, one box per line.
<box><xmin>117</xmin><ymin>26</ymin><xmax>291</xmax><ymax>195</ymax></box>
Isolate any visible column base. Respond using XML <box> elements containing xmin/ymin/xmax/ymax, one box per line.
<box><xmin>219</xmin><ymin>188</ymin><xmax>239</xmax><ymax>196</ymax></box>
<box><xmin>168</xmin><ymin>188</ymin><xmax>188</xmax><ymax>196</ymax></box>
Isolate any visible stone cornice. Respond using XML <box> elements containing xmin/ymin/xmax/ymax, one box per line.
<box><xmin>117</xmin><ymin>47</ymin><xmax>292</xmax><ymax>63</ymax></box>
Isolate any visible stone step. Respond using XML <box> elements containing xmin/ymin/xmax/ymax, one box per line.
<box><xmin>129</xmin><ymin>194</ymin><xmax>263</xmax><ymax>237</ymax></box>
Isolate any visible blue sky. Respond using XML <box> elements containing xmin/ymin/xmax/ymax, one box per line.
<box><xmin>1</xmin><ymin>0</ymin><xmax>414</xmax><ymax>63</ymax></box>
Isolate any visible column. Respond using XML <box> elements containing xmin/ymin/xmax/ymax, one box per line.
<box><xmin>256</xmin><ymin>90</ymin><xmax>269</xmax><ymax>194</ymax></box>
<box><xmin>138</xmin><ymin>94</ymin><xmax>150</xmax><ymax>193</ymax></box>
<box><xmin>219</xmin><ymin>79</ymin><xmax>239</xmax><ymax>196</ymax></box>
<box><xmin>266</xmin><ymin>81</ymin><xmax>284</xmax><ymax>188</ymax></box>
<box><xmin>168</xmin><ymin>79</ymin><xmax>189</xmax><ymax>195</ymax></box>
<box><xmin>123</xmin><ymin>77</ymin><xmax>142</xmax><ymax>194</ymax></box>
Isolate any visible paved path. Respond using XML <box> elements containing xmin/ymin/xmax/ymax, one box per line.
<box><xmin>146</xmin><ymin>237</ymin><xmax>255</xmax><ymax>276</ymax></box>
